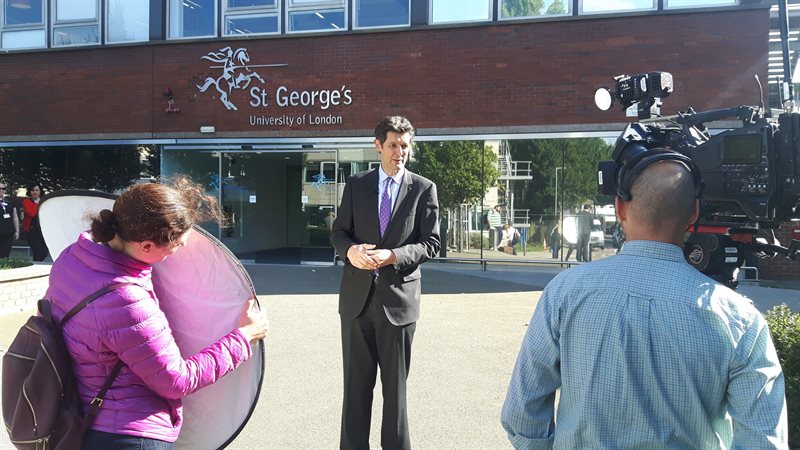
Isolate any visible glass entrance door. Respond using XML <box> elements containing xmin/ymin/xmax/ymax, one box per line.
<box><xmin>162</xmin><ymin>146</ymin><xmax>349</xmax><ymax>265</ymax></box>
<box><xmin>219</xmin><ymin>150</ymin><xmax>338</xmax><ymax>264</ymax></box>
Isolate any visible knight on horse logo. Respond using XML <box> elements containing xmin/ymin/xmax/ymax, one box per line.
<box><xmin>197</xmin><ymin>47</ymin><xmax>286</xmax><ymax>111</ymax></box>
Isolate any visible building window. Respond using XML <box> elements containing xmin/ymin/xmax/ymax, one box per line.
<box><xmin>107</xmin><ymin>0</ymin><xmax>149</xmax><ymax>43</ymax></box>
<box><xmin>665</xmin><ymin>0</ymin><xmax>737</xmax><ymax>8</ymax></box>
<box><xmin>52</xmin><ymin>0</ymin><xmax>99</xmax><ymax>47</ymax></box>
<box><xmin>169</xmin><ymin>0</ymin><xmax>217</xmax><ymax>38</ymax></box>
<box><xmin>499</xmin><ymin>0</ymin><xmax>570</xmax><ymax>20</ymax></box>
<box><xmin>2</xmin><ymin>0</ymin><xmax>45</xmax><ymax>49</ymax></box>
<box><xmin>580</xmin><ymin>0</ymin><xmax>655</xmax><ymax>14</ymax></box>
<box><xmin>287</xmin><ymin>0</ymin><xmax>346</xmax><ymax>33</ymax></box>
<box><xmin>354</xmin><ymin>0</ymin><xmax>409</xmax><ymax>29</ymax></box>
<box><xmin>224</xmin><ymin>0</ymin><xmax>279</xmax><ymax>36</ymax></box>
<box><xmin>430</xmin><ymin>0</ymin><xmax>491</xmax><ymax>24</ymax></box>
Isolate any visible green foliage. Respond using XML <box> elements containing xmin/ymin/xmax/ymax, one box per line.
<box><xmin>545</xmin><ymin>0</ymin><xmax>566</xmax><ymax>14</ymax></box>
<box><xmin>501</xmin><ymin>0</ymin><xmax>544</xmax><ymax>17</ymax></box>
<box><xmin>508</xmin><ymin>138</ymin><xmax>614</xmax><ymax>215</ymax></box>
<box><xmin>0</xmin><ymin>257</ymin><xmax>33</xmax><ymax>270</ymax></box>
<box><xmin>501</xmin><ymin>0</ymin><xmax>564</xmax><ymax>17</ymax></box>
<box><xmin>410</xmin><ymin>141</ymin><xmax>499</xmax><ymax>210</ymax></box>
<box><xmin>765</xmin><ymin>304</ymin><xmax>800</xmax><ymax>447</ymax></box>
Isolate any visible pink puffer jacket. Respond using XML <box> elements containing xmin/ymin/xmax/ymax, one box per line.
<box><xmin>46</xmin><ymin>232</ymin><xmax>252</xmax><ymax>442</ymax></box>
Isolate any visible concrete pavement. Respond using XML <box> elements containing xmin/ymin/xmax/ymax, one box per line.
<box><xmin>0</xmin><ymin>262</ymin><xmax>798</xmax><ymax>449</ymax></box>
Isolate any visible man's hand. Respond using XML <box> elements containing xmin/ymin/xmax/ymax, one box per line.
<box><xmin>365</xmin><ymin>248</ymin><xmax>396</xmax><ymax>268</ymax></box>
<box><xmin>347</xmin><ymin>243</ymin><xmax>378</xmax><ymax>270</ymax></box>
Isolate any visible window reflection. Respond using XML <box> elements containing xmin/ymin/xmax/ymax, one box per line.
<box><xmin>288</xmin><ymin>9</ymin><xmax>345</xmax><ymax>32</ymax></box>
<box><xmin>431</xmin><ymin>0</ymin><xmax>490</xmax><ymax>24</ymax></box>
<box><xmin>53</xmin><ymin>25</ymin><xmax>99</xmax><ymax>46</ymax></box>
<box><xmin>500</xmin><ymin>0</ymin><xmax>569</xmax><ymax>19</ymax></box>
<box><xmin>355</xmin><ymin>0</ymin><xmax>409</xmax><ymax>28</ymax></box>
<box><xmin>5</xmin><ymin>0</ymin><xmax>43</xmax><ymax>26</ymax></box>
<box><xmin>107</xmin><ymin>0</ymin><xmax>149</xmax><ymax>42</ymax></box>
<box><xmin>169</xmin><ymin>0</ymin><xmax>216</xmax><ymax>38</ymax></box>
<box><xmin>225</xmin><ymin>14</ymin><xmax>278</xmax><ymax>35</ymax></box>
<box><xmin>581</xmin><ymin>0</ymin><xmax>655</xmax><ymax>14</ymax></box>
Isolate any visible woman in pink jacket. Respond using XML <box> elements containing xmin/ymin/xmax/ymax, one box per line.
<box><xmin>46</xmin><ymin>176</ymin><xmax>268</xmax><ymax>450</ymax></box>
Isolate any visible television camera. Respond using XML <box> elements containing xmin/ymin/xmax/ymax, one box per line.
<box><xmin>595</xmin><ymin>71</ymin><xmax>800</xmax><ymax>288</ymax></box>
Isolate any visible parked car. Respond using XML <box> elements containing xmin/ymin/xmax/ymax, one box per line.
<box><xmin>590</xmin><ymin>219</ymin><xmax>604</xmax><ymax>249</ymax></box>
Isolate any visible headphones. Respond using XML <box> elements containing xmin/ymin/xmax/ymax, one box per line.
<box><xmin>614</xmin><ymin>144</ymin><xmax>704</xmax><ymax>201</ymax></box>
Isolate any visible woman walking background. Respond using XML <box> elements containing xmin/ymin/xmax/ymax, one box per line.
<box><xmin>21</xmin><ymin>182</ymin><xmax>48</xmax><ymax>261</ymax></box>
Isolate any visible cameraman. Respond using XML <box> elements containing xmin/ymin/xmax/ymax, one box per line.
<box><xmin>501</xmin><ymin>160</ymin><xmax>787</xmax><ymax>448</ymax></box>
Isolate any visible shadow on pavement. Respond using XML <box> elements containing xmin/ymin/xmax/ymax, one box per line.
<box><xmin>244</xmin><ymin>264</ymin><xmax>546</xmax><ymax>296</ymax></box>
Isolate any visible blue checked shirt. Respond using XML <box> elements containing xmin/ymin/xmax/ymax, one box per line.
<box><xmin>501</xmin><ymin>240</ymin><xmax>787</xmax><ymax>449</ymax></box>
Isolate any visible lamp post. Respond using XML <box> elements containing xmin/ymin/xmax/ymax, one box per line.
<box><xmin>554</xmin><ymin>167</ymin><xmax>564</xmax><ymax>216</ymax></box>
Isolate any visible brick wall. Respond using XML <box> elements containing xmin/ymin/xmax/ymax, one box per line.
<box><xmin>0</xmin><ymin>8</ymin><xmax>769</xmax><ymax>138</ymax></box>
<box><xmin>0</xmin><ymin>265</ymin><xmax>50</xmax><ymax>316</ymax></box>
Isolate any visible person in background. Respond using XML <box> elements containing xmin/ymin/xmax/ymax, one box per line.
<box><xmin>0</xmin><ymin>181</ymin><xmax>19</xmax><ymax>258</ymax></box>
<box><xmin>575</xmin><ymin>204</ymin><xmax>592</xmax><ymax>262</ymax></box>
<box><xmin>501</xmin><ymin>160</ymin><xmax>787</xmax><ymax>448</ymax></box>
<box><xmin>21</xmin><ymin>182</ymin><xmax>48</xmax><ymax>261</ymax></box>
<box><xmin>487</xmin><ymin>205</ymin><xmax>502</xmax><ymax>250</ymax></box>
<box><xmin>548</xmin><ymin>221</ymin><xmax>560</xmax><ymax>259</ymax></box>
<box><xmin>47</xmin><ymin>176</ymin><xmax>269</xmax><ymax>449</ymax></box>
<box><xmin>331</xmin><ymin>116</ymin><xmax>440</xmax><ymax>450</ymax></box>
<box><xmin>507</xmin><ymin>222</ymin><xmax>520</xmax><ymax>256</ymax></box>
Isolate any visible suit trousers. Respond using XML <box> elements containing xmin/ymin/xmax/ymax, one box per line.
<box><xmin>340</xmin><ymin>282</ymin><xmax>415</xmax><ymax>450</ymax></box>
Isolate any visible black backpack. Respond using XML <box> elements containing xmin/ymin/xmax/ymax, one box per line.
<box><xmin>2</xmin><ymin>282</ymin><xmax>131</xmax><ymax>450</ymax></box>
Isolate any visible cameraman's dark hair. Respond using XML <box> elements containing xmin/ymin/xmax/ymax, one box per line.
<box><xmin>374</xmin><ymin>116</ymin><xmax>415</xmax><ymax>144</ymax></box>
<box><xmin>91</xmin><ymin>175</ymin><xmax>222</xmax><ymax>247</ymax></box>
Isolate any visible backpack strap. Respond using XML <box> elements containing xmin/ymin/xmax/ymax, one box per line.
<box><xmin>56</xmin><ymin>282</ymin><xmax>136</xmax><ymax>433</ymax></box>
<box><xmin>60</xmin><ymin>282</ymin><xmax>133</xmax><ymax>326</ymax></box>
<box><xmin>80</xmin><ymin>360</ymin><xmax>125</xmax><ymax>434</ymax></box>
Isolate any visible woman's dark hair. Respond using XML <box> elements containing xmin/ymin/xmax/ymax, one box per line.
<box><xmin>91</xmin><ymin>175</ymin><xmax>222</xmax><ymax>247</ymax></box>
<box><xmin>26</xmin><ymin>182</ymin><xmax>41</xmax><ymax>197</ymax></box>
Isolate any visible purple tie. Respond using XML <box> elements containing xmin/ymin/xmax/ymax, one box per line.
<box><xmin>379</xmin><ymin>177</ymin><xmax>393</xmax><ymax>238</ymax></box>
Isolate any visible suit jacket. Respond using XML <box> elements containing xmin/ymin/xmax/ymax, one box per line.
<box><xmin>331</xmin><ymin>168</ymin><xmax>440</xmax><ymax>326</ymax></box>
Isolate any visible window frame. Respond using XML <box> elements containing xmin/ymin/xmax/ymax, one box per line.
<box><xmin>223</xmin><ymin>0</ymin><xmax>280</xmax><ymax>36</ymax></box>
<box><xmin>285</xmin><ymin>0</ymin><xmax>347</xmax><ymax>34</ymax></box>
<box><xmin>664</xmin><ymin>0</ymin><xmax>738</xmax><ymax>9</ymax></box>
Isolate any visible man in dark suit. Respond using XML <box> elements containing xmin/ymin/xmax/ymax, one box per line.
<box><xmin>331</xmin><ymin>116</ymin><xmax>440</xmax><ymax>450</ymax></box>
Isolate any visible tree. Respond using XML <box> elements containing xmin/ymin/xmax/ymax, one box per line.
<box><xmin>501</xmin><ymin>0</ymin><xmax>544</xmax><ymax>18</ymax></box>
<box><xmin>508</xmin><ymin>138</ymin><xmax>614</xmax><ymax>216</ymax></box>
<box><xmin>409</xmin><ymin>141</ymin><xmax>499</xmax><ymax>210</ymax></box>
<box><xmin>546</xmin><ymin>0</ymin><xmax>566</xmax><ymax>15</ymax></box>
<box><xmin>409</xmin><ymin>141</ymin><xmax>499</xmax><ymax>252</ymax></box>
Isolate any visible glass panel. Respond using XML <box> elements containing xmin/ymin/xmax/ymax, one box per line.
<box><xmin>169</xmin><ymin>0</ymin><xmax>216</xmax><ymax>38</ymax></box>
<box><xmin>224</xmin><ymin>14</ymin><xmax>278</xmax><ymax>35</ymax></box>
<box><xmin>2</xmin><ymin>29</ymin><xmax>45</xmax><ymax>49</ymax></box>
<box><xmin>355</xmin><ymin>0</ymin><xmax>409</xmax><ymax>28</ymax></box>
<box><xmin>229</xmin><ymin>0</ymin><xmax>274</xmax><ymax>8</ymax></box>
<box><xmin>430</xmin><ymin>0</ymin><xmax>490</xmax><ymax>24</ymax></box>
<box><xmin>56</xmin><ymin>0</ymin><xmax>96</xmax><ymax>21</ymax></box>
<box><xmin>500</xmin><ymin>0</ymin><xmax>569</xmax><ymax>19</ymax></box>
<box><xmin>5</xmin><ymin>0</ymin><xmax>43</xmax><ymax>26</ymax></box>
<box><xmin>53</xmin><ymin>25</ymin><xmax>99</xmax><ymax>46</ymax></box>
<box><xmin>581</xmin><ymin>0</ymin><xmax>654</xmax><ymax>13</ymax></box>
<box><xmin>666</xmin><ymin>0</ymin><xmax>736</xmax><ymax>7</ymax></box>
<box><xmin>288</xmin><ymin>9</ymin><xmax>344</xmax><ymax>31</ymax></box>
<box><xmin>161</xmin><ymin>149</ymin><xmax>222</xmax><ymax>237</ymax></box>
<box><xmin>108</xmin><ymin>0</ymin><xmax>149</xmax><ymax>42</ymax></box>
